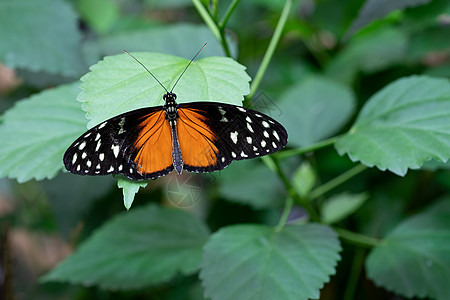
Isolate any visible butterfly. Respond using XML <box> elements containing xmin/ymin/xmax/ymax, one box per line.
<box><xmin>63</xmin><ymin>46</ymin><xmax>288</xmax><ymax>181</ymax></box>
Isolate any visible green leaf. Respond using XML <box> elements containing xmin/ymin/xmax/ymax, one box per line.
<box><xmin>321</xmin><ymin>192</ymin><xmax>368</xmax><ymax>224</ymax></box>
<box><xmin>42</xmin><ymin>204</ymin><xmax>210</xmax><ymax>289</ymax></box>
<box><xmin>409</xmin><ymin>27</ymin><xmax>450</xmax><ymax>62</ymax></box>
<box><xmin>117</xmin><ymin>177</ymin><xmax>148</xmax><ymax>210</ymax></box>
<box><xmin>335</xmin><ymin>76</ymin><xmax>450</xmax><ymax>176</ymax></box>
<box><xmin>200</xmin><ymin>223</ymin><xmax>341</xmax><ymax>300</ymax></box>
<box><xmin>326</xmin><ymin>27</ymin><xmax>407</xmax><ymax>84</ymax></box>
<box><xmin>292</xmin><ymin>161</ymin><xmax>317</xmax><ymax>198</ymax></box>
<box><xmin>277</xmin><ymin>75</ymin><xmax>355</xmax><ymax>146</ymax></box>
<box><xmin>79</xmin><ymin>53</ymin><xmax>250</xmax><ymax>127</ymax></box>
<box><xmin>218</xmin><ymin>160</ymin><xmax>284</xmax><ymax>209</ymax></box>
<box><xmin>366</xmin><ymin>199</ymin><xmax>450</xmax><ymax>300</ymax></box>
<box><xmin>0</xmin><ymin>0</ymin><xmax>84</xmax><ymax>76</ymax></box>
<box><xmin>347</xmin><ymin>0</ymin><xmax>431</xmax><ymax>36</ymax></box>
<box><xmin>0</xmin><ymin>83</ymin><xmax>86</xmax><ymax>182</ymax></box>
<box><xmin>82</xmin><ymin>24</ymin><xmax>234</xmax><ymax>68</ymax></box>
<box><xmin>77</xmin><ymin>0</ymin><xmax>119</xmax><ymax>34</ymax></box>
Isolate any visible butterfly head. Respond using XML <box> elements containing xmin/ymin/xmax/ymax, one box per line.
<box><xmin>163</xmin><ymin>92</ymin><xmax>177</xmax><ymax>104</ymax></box>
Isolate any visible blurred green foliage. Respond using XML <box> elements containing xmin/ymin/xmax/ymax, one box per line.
<box><xmin>1</xmin><ymin>0</ymin><xmax>450</xmax><ymax>299</ymax></box>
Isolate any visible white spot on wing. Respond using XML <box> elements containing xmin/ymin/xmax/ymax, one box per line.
<box><xmin>237</xmin><ymin>107</ymin><xmax>246</xmax><ymax>112</ymax></box>
<box><xmin>87</xmin><ymin>160</ymin><xmax>92</xmax><ymax>167</ymax></box>
<box><xmin>262</xmin><ymin>121</ymin><xmax>270</xmax><ymax>128</ymax></box>
<box><xmin>96</xmin><ymin>164</ymin><xmax>101</xmax><ymax>169</ymax></box>
<box><xmin>240</xmin><ymin>151</ymin><xmax>248</xmax><ymax>158</ymax></box>
<box><xmin>112</xmin><ymin>145</ymin><xmax>120</xmax><ymax>158</ymax></box>
<box><xmin>78</xmin><ymin>141</ymin><xmax>86</xmax><ymax>150</ymax></box>
<box><xmin>231</xmin><ymin>152</ymin><xmax>236</xmax><ymax>158</ymax></box>
<box><xmin>76</xmin><ymin>165</ymin><xmax>81</xmax><ymax>171</ymax></box>
<box><xmin>272</xmin><ymin>142</ymin><xmax>277</xmax><ymax>148</ymax></box>
<box><xmin>98</xmin><ymin>122</ymin><xmax>107</xmax><ymax>129</ymax></box>
<box><xmin>263</xmin><ymin>131</ymin><xmax>269</xmax><ymax>138</ymax></box>
<box><xmin>230</xmin><ymin>131</ymin><xmax>238</xmax><ymax>144</ymax></box>
<box><xmin>221</xmin><ymin>157</ymin><xmax>225</xmax><ymax>163</ymax></box>
<box><xmin>246</xmin><ymin>136</ymin><xmax>252</xmax><ymax>144</ymax></box>
<box><xmin>261</xmin><ymin>140</ymin><xmax>267</xmax><ymax>147</ymax></box>
<box><xmin>81</xmin><ymin>152</ymin><xmax>87</xmax><ymax>159</ymax></box>
<box><xmin>72</xmin><ymin>153</ymin><xmax>77</xmax><ymax>165</ymax></box>
<box><xmin>107</xmin><ymin>166</ymin><xmax>114</xmax><ymax>173</ymax></box>
<box><xmin>253</xmin><ymin>146</ymin><xmax>258</xmax><ymax>151</ymax></box>
<box><xmin>84</xmin><ymin>133</ymin><xmax>91</xmax><ymax>138</ymax></box>
<box><xmin>95</xmin><ymin>140</ymin><xmax>101</xmax><ymax>152</ymax></box>
<box><xmin>247</xmin><ymin>123</ymin><xmax>254</xmax><ymax>133</ymax></box>
<box><xmin>99</xmin><ymin>153</ymin><xmax>105</xmax><ymax>161</ymax></box>
<box><xmin>118</xmin><ymin>165</ymin><xmax>123</xmax><ymax>171</ymax></box>
<box><xmin>273</xmin><ymin>130</ymin><xmax>280</xmax><ymax>141</ymax></box>
<box><xmin>95</xmin><ymin>133</ymin><xmax>101</xmax><ymax>141</ymax></box>
<box><xmin>246</xmin><ymin>116</ymin><xmax>252</xmax><ymax>123</ymax></box>
<box><xmin>255</xmin><ymin>114</ymin><xmax>262</xmax><ymax>118</ymax></box>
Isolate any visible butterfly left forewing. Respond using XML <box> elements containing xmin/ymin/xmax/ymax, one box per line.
<box><xmin>177</xmin><ymin>102</ymin><xmax>288</xmax><ymax>173</ymax></box>
<box><xmin>63</xmin><ymin>106</ymin><xmax>173</xmax><ymax>180</ymax></box>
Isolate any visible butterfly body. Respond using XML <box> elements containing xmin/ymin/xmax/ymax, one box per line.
<box><xmin>63</xmin><ymin>91</ymin><xmax>288</xmax><ymax>181</ymax></box>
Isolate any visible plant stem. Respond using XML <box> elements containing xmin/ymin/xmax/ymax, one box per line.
<box><xmin>220</xmin><ymin>0</ymin><xmax>239</xmax><ymax>29</ymax></box>
<box><xmin>192</xmin><ymin>0</ymin><xmax>232</xmax><ymax>57</ymax></box>
<box><xmin>343</xmin><ymin>248</ymin><xmax>366</xmax><ymax>300</ymax></box>
<box><xmin>248</xmin><ymin>0</ymin><xmax>292</xmax><ymax>99</ymax></box>
<box><xmin>334</xmin><ymin>227</ymin><xmax>380</xmax><ymax>248</ymax></box>
<box><xmin>310</xmin><ymin>164</ymin><xmax>368</xmax><ymax>200</ymax></box>
<box><xmin>270</xmin><ymin>156</ymin><xmax>320</xmax><ymax>226</ymax></box>
<box><xmin>275</xmin><ymin>196</ymin><xmax>294</xmax><ymax>232</ymax></box>
<box><xmin>276</xmin><ymin>136</ymin><xmax>339</xmax><ymax>159</ymax></box>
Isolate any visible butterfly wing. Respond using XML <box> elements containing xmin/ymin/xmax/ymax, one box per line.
<box><xmin>177</xmin><ymin>102</ymin><xmax>288</xmax><ymax>173</ymax></box>
<box><xmin>63</xmin><ymin>107</ymin><xmax>174</xmax><ymax>180</ymax></box>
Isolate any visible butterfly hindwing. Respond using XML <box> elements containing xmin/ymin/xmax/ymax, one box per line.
<box><xmin>63</xmin><ymin>106</ymin><xmax>174</xmax><ymax>180</ymax></box>
<box><xmin>177</xmin><ymin>102</ymin><xmax>288</xmax><ymax>173</ymax></box>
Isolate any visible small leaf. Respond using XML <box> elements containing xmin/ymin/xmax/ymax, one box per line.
<box><xmin>335</xmin><ymin>76</ymin><xmax>450</xmax><ymax>176</ymax></box>
<box><xmin>218</xmin><ymin>160</ymin><xmax>284</xmax><ymax>209</ymax></box>
<box><xmin>347</xmin><ymin>0</ymin><xmax>431</xmax><ymax>36</ymax></box>
<box><xmin>77</xmin><ymin>0</ymin><xmax>119</xmax><ymax>34</ymax></box>
<box><xmin>0</xmin><ymin>83</ymin><xmax>85</xmax><ymax>182</ymax></box>
<box><xmin>366</xmin><ymin>199</ymin><xmax>450</xmax><ymax>300</ymax></box>
<box><xmin>292</xmin><ymin>161</ymin><xmax>317</xmax><ymax>198</ymax></box>
<box><xmin>0</xmin><ymin>0</ymin><xmax>84</xmax><ymax>76</ymax></box>
<box><xmin>326</xmin><ymin>27</ymin><xmax>407</xmax><ymax>84</ymax></box>
<box><xmin>200</xmin><ymin>223</ymin><xmax>341</xmax><ymax>300</ymax></box>
<box><xmin>42</xmin><ymin>204</ymin><xmax>210</xmax><ymax>289</ymax></box>
<box><xmin>79</xmin><ymin>53</ymin><xmax>250</xmax><ymax>127</ymax></box>
<box><xmin>321</xmin><ymin>192</ymin><xmax>368</xmax><ymax>224</ymax></box>
<box><xmin>117</xmin><ymin>177</ymin><xmax>148</xmax><ymax>210</ymax></box>
<box><xmin>277</xmin><ymin>75</ymin><xmax>355</xmax><ymax>146</ymax></box>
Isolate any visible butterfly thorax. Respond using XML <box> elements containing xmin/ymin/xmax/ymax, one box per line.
<box><xmin>162</xmin><ymin>92</ymin><xmax>183</xmax><ymax>174</ymax></box>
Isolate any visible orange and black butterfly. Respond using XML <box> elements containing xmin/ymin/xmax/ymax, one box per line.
<box><xmin>63</xmin><ymin>46</ymin><xmax>288</xmax><ymax>180</ymax></box>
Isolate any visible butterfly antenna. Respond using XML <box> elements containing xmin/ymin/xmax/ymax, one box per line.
<box><xmin>170</xmin><ymin>43</ymin><xmax>207</xmax><ymax>93</ymax></box>
<box><xmin>123</xmin><ymin>50</ymin><xmax>169</xmax><ymax>94</ymax></box>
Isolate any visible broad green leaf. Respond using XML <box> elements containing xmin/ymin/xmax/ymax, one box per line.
<box><xmin>82</xmin><ymin>24</ymin><xmax>232</xmax><ymax>66</ymax></box>
<box><xmin>117</xmin><ymin>177</ymin><xmax>148</xmax><ymax>210</ymax></box>
<box><xmin>77</xmin><ymin>0</ymin><xmax>119</xmax><ymax>34</ymax></box>
<box><xmin>42</xmin><ymin>204</ymin><xmax>210</xmax><ymax>289</ymax></box>
<box><xmin>346</xmin><ymin>0</ymin><xmax>431</xmax><ymax>36</ymax></box>
<box><xmin>321</xmin><ymin>192</ymin><xmax>368</xmax><ymax>224</ymax></box>
<box><xmin>0</xmin><ymin>0</ymin><xmax>84</xmax><ymax>76</ymax></box>
<box><xmin>292</xmin><ymin>162</ymin><xmax>316</xmax><ymax>198</ymax></box>
<box><xmin>335</xmin><ymin>76</ymin><xmax>450</xmax><ymax>176</ymax></box>
<box><xmin>366</xmin><ymin>199</ymin><xmax>450</xmax><ymax>300</ymax></box>
<box><xmin>0</xmin><ymin>83</ymin><xmax>86</xmax><ymax>182</ymax></box>
<box><xmin>326</xmin><ymin>27</ymin><xmax>407</xmax><ymax>84</ymax></box>
<box><xmin>79</xmin><ymin>53</ymin><xmax>250</xmax><ymax>127</ymax></box>
<box><xmin>218</xmin><ymin>160</ymin><xmax>284</xmax><ymax>209</ymax></box>
<box><xmin>200</xmin><ymin>223</ymin><xmax>341</xmax><ymax>300</ymax></box>
<box><xmin>277</xmin><ymin>75</ymin><xmax>355</xmax><ymax>146</ymax></box>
